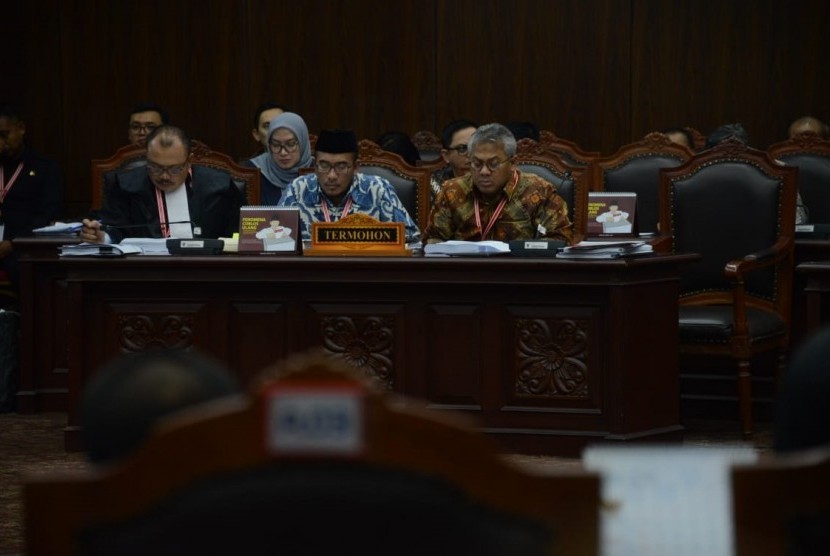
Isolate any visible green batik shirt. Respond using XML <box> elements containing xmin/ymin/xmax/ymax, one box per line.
<box><xmin>423</xmin><ymin>170</ymin><xmax>573</xmax><ymax>243</ymax></box>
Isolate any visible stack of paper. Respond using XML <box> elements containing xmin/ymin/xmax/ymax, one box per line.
<box><xmin>424</xmin><ymin>240</ymin><xmax>510</xmax><ymax>256</ymax></box>
<box><xmin>59</xmin><ymin>242</ymin><xmax>143</xmax><ymax>257</ymax></box>
<box><xmin>557</xmin><ymin>240</ymin><xmax>653</xmax><ymax>259</ymax></box>
<box><xmin>33</xmin><ymin>222</ymin><xmax>83</xmax><ymax>235</ymax></box>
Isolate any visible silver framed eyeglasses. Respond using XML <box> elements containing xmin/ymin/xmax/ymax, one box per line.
<box><xmin>470</xmin><ymin>157</ymin><xmax>511</xmax><ymax>172</ymax></box>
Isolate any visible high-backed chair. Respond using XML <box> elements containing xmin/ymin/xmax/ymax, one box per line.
<box><xmin>91</xmin><ymin>141</ymin><xmax>261</xmax><ymax>209</ymax></box>
<box><xmin>591</xmin><ymin>132</ymin><xmax>693</xmax><ymax>235</ymax></box>
<box><xmin>24</xmin><ymin>353</ymin><xmax>600</xmax><ymax>556</ymax></box>
<box><xmin>655</xmin><ymin>139</ymin><xmax>798</xmax><ymax>437</ymax></box>
<box><xmin>410</xmin><ymin>129</ymin><xmax>442</xmax><ymax>162</ymax></box>
<box><xmin>515</xmin><ymin>138</ymin><xmax>588</xmax><ymax>241</ymax></box>
<box><xmin>538</xmin><ymin>130</ymin><xmax>599</xmax><ymax>167</ymax></box>
<box><xmin>732</xmin><ymin>446</ymin><xmax>830</xmax><ymax>555</ymax></box>
<box><xmin>768</xmin><ymin>133</ymin><xmax>830</xmax><ymax>223</ymax></box>
<box><xmin>686</xmin><ymin>127</ymin><xmax>707</xmax><ymax>151</ymax></box>
<box><xmin>90</xmin><ymin>143</ymin><xmax>147</xmax><ymax>210</ymax></box>
<box><xmin>358</xmin><ymin>139</ymin><xmax>431</xmax><ymax>231</ymax></box>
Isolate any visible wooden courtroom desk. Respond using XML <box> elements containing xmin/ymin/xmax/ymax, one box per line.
<box><xmin>54</xmin><ymin>252</ymin><xmax>695</xmax><ymax>455</ymax></box>
<box><xmin>15</xmin><ymin>236</ymin><xmax>80</xmax><ymax>413</ymax></box>
<box><xmin>792</xmin><ymin>239</ymin><xmax>830</xmax><ymax>347</ymax></box>
<box><xmin>796</xmin><ymin>261</ymin><xmax>830</xmax><ymax>335</ymax></box>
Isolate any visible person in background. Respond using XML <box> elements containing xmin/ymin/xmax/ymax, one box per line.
<box><xmin>430</xmin><ymin>119</ymin><xmax>478</xmax><ymax>201</ymax></box>
<box><xmin>249</xmin><ymin>100</ymin><xmax>288</xmax><ymax>154</ymax></box>
<box><xmin>0</xmin><ymin>103</ymin><xmax>64</xmax><ymax>289</ymax></box>
<box><xmin>423</xmin><ymin>123</ymin><xmax>572</xmax><ymax>244</ymax></box>
<box><xmin>279</xmin><ymin>129</ymin><xmax>420</xmax><ymax>243</ymax></box>
<box><xmin>80</xmin><ymin>348</ymin><xmax>241</xmax><ymax>463</ymax></box>
<box><xmin>788</xmin><ymin>115</ymin><xmax>829</xmax><ymax>139</ymax></box>
<box><xmin>706</xmin><ymin>122</ymin><xmax>808</xmax><ymax>224</ymax></box>
<box><xmin>376</xmin><ymin>131</ymin><xmax>420</xmax><ymax>166</ymax></box>
<box><xmin>126</xmin><ymin>102</ymin><xmax>169</xmax><ymax>146</ymax></box>
<box><xmin>505</xmin><ymin>121</ymin><xmax>540</xmax><ymax>142</ymax></box>
<box><xmin>660</xmin><ymin>127</ymin><xmax>694</xmax><ymax>150</ymax></box>
<box><xmin>81</xmin><ymin>125</ymin><xmax>243</xmax><ymax>243</ymax></box>
<box><xmin>245</xmin><ymin>112</ymin><xmax>312</xmax><ymax>205</ymax></box>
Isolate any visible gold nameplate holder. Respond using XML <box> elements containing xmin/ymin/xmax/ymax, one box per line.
<box><xmin>307</xmin><ymin>213</ymin><xmax>410</xmax><ymax>256</ymax></box>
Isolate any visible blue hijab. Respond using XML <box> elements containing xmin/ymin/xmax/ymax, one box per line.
<box><xmin>251</xmin><ymin>112</ymin><xmax>312</xmax><ymax>191</ymax></box>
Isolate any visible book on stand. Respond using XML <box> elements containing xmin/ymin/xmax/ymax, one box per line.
<box><xmin>238</xmin><ymin>206</ymin><xmax>301</xmax><ymax>254</ymax></box>
<box><xmin>586</xmin><ymin>192</ymin><xmax>638</xmax><ymax>237</ymax></box>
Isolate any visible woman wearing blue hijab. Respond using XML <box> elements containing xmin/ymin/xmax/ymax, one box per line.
<box><xmin>248</xmin><ymin>112</ymin><xmax>312</xmax><ymax>205</ymax></box>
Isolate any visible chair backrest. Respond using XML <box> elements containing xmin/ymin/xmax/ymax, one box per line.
<box><xmin>538</xmin><ymin>129</ymin><xmax>599</xmax><ymax>167</ymax></box>
<box><xmin>357</xmin><ymin>139</ymin><xmax>431</xmax><ymax>230</ymax></box>
<box><xmin>591</xmin><ymin>132</ymin><xmax>693</xmax><ymax>235</ymax></box>
<box><xmin>732</xmin><ymin>446</ymin><xmax>830</xmax><ymax>556</ymax></box>
<box><xmin>91</xmin><ymin>141</ymin><xmax>261</xmax><ymax>209</ymax></box>
<box><xmin>515</xmin><ymin>138</ymin><xmax>588</xmax><ymax>240</ymax></box>
<box><xmin>24</xmin><ymin>352</ymin><xmax>600</xmax><ymax>556</ymax></box>
<box><xmin>90</xmin><ymin>143</ymin><xmax>147</xmax><ymax>210</ymax></box>
<box><xmin>191</xmin><ymin>140</ymin><xmax>260</xmax><ymax>205</ymax></box>
<box><xmin>657</xmin><ymin>138</ymin><xmax>798</xmax><ymax>310</ymax></box>
<box><xmin>768</xmin><ymin>134</ymin><xmax>830</xmax><ymax>223</ymax></box>
<box><xmin>411</xmin><ymin>129</ymin><xmax>443</xmax><ymax>161</ymax></box>
<box><xmin>686</xmin><ymin>126</ymin><xmax>707</xmax><ymax>151</ymax></box>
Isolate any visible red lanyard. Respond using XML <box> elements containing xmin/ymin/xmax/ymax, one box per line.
<box><xmin>321</xmin><ymin>196</ymin><xmax>353</xmax><ymax>223</ymax></box>
<box><xmin>473</xmin><ymin>170</ymin><xmax>517</xmax><ymax>239</ymax></box>
<box><xmin>0</xmin><ymin>162</ymin><xmax>25</xmax><ymax>207</ymax></box>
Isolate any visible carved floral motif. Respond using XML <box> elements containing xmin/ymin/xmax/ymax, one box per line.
<box><xmin>118</xmin><ymin>314</ymin><xmax>195</xmax><ymax>353</ymax></box>
<box><xmin>515</xmin><ymin>318</ymin><xmax>589</xmax><ymax>398</ymax></box>
<box><xmin>321</xmin><ymin>316</ymin><xmax>394</xmax><ymax>390</ymax></box>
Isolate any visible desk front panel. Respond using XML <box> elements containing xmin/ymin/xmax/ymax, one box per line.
<box><xmin>58</xmin><ymin>255</ymin><xmax>690</xmax><ymax>454</ymax></box>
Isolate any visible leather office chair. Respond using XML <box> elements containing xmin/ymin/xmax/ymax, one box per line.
<box><xmin>357</xmin><ymin>139</ymin><xmax>431</xmax><ymax>230</ymax></box>
<box><xmin>591</xmin><ymin>132</ymin><xmax>693</xmax><ymax>235</ymax></box>
<box><xmin>732</xmin><ymin>446</ymin><xmax>830</xmax><ymax>556</ymax></box>
<box><xmin>655</xmin><ymin>138</ymin><xmax>799</xmax><ymax>437</ymax></box>
<box><xmin>23</xmin><ymin>352</ymin><xmax>600</xmax><ymax>556</ymax></box>
<box><xmin>538</xmin><ymin>130</ymin><xmax>599</xmax><ymax>167</ymax></box>
<box><xmin>768</xmin><ymin>133</ymin><xmax>830</xmax><ymax>223</ymax></box>
<box><xmin>190</xmin><ymin>140</ymin><xmax>261</xmax><ymax>205</ymax></box>
<box><xmin>410</xmin><ymin>129</ymin><xmax>443</xmax><ymax>162</ymax></box>
<box><xmin>91</xmin><ymin>141</ymin><xmax>261</xmax><ymax>208</ymax></box>
<box><xmin>515</xmin><ymin>138</ymin><xmax>588</xmax><ymax>241</ymax></box>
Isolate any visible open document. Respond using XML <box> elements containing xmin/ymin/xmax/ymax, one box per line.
<box><xmin>59</xmin><ymin>242</ymin><xmax>143</xmax><ymax>257</ymax></box>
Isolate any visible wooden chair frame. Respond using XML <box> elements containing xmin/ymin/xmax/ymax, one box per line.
<box><xmin>538</xmin><ymin>130</ymin><xmax>600</xmax><ymax>168</ymax></box>
<box><xmin>357</xmin><ymin>139</ymin><xmax>432</xmax><ymax>231</ymax></box>
<box><xmin>24</xmin><ymin>353</ymin><xmax>599</xmax><ymax>555</ymax></box>
<box><xmin>590</xmin><ymin>132</ymin><xmax>693</xmax><ymax>235</ymax></box>
<box><xmin>515</xmin><ymin>138</ymin><xmax>588</xmax><ymax>242</ymax></box>
<box><xmin>91</xmin><ymin>141</ymin><xmax>261</xmax><ymax>209</ymax></box>
<box><xmin>654</xmin><ymin>139</ymin><xmax>798</xmax><ymax>436</ymax></box>
<box><xmin>410</xmin><ymin>129</ymin><xmax>443</xmax><ymax>162</ymax></box>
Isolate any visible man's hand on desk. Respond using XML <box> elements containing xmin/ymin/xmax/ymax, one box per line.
<box><xmin>81</xmin><ymin>219</ymin><xmax>105</xmax><ymax>244</ymax></box>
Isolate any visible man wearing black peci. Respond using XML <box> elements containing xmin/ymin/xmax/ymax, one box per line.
<box><xmin>82</xmin><ymin>125</ymin><xmax>243</xmax><ymax>243</ymax></box>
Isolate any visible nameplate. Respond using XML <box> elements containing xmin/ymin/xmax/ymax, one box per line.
<box><xmin>264</xmin><ymin>383</ymin><xmax>364</xmax><ymax>455</ymax></box>
<box><xmin>308</xmin><ymin>213</ymin><xmax>409</xmax><ymax>256</ymax></box>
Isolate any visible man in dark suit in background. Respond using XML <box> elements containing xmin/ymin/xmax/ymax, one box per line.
<box><xmin>0</xmin><ymin>103</ymin><xmax>64</xmax><ymax>289</ymax></box>
<box><xmin>81</xmin><ymin>125</ymin><xmax>243</xmax><ymax>243</ymax></box>
<box><xmin>126</xmin><ymin>102</ymin><xmax>169</xmax><ymax>146</ymax></box>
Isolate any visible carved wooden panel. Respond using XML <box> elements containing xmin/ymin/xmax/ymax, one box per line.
<box><xmin>105</xmin><ymin>303</ymin><xmax>210</xmax><ymax>356</ymax></box>
<box><xmin>515</xmin><ymin>318</ymin><xmax>590</xmax><ymax>399</ymax></box>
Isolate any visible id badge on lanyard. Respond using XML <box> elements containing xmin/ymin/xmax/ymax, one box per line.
<box><xmin>0</xmin><ymin>222</ymin><xmax>4</xmax><ymax>241</ymax></box>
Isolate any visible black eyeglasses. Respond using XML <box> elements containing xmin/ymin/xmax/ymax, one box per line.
<box><xmin>470</xmin><ymin>158</ymin><xmax>511</xmax><ymax>172</ymax></box>
<box><xmin>446</xmin><ymin>144</ymin><xmax>468</xmax><ymax>155</ymax></box>
<box><xmin>316</xmin><ymin>161</ymin><xmax>353</xmax><ymax>174</ymax></box>
<box><xmin>147</xmin><ymin>161</ymin><xmax>188</xmax><ymax>176</ymax></box>
<box><xmin>269</xmin><ymin>139</ymin><xmax>300</xmax><ymax>154</ymax></box>
<box><xmin>129</xmin><ymin>123</ymin><xmax>159</xmax><ymax>133</ymax></box>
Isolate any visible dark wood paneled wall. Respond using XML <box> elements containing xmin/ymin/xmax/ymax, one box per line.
<box><xmin>3</xmin><ymin>0</ymin><xmax>827</xmax><ymax>217</ymax></box>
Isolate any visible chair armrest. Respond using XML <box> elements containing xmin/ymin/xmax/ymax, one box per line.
<box><xmin>724</xmin><ymin>236</ymin><xmax>793</xmax><ymax>280</ymax></box>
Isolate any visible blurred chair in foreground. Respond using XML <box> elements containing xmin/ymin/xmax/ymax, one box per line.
<box><xmin>25</xmin><ymin>352</ymin><xmax>599</xmax><ymax>555</ymax></box>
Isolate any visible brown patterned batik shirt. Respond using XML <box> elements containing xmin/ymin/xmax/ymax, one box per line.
<box><xmin>423</xmin><ymin>170</ymin><xmax>573</xmax><ymax>243</ymax></box>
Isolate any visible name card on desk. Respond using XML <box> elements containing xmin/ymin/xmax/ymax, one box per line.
<box><xmin>307</xmin><ymin>213</ymin><xmax>409</xmax><ymax>256</ymax></box>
